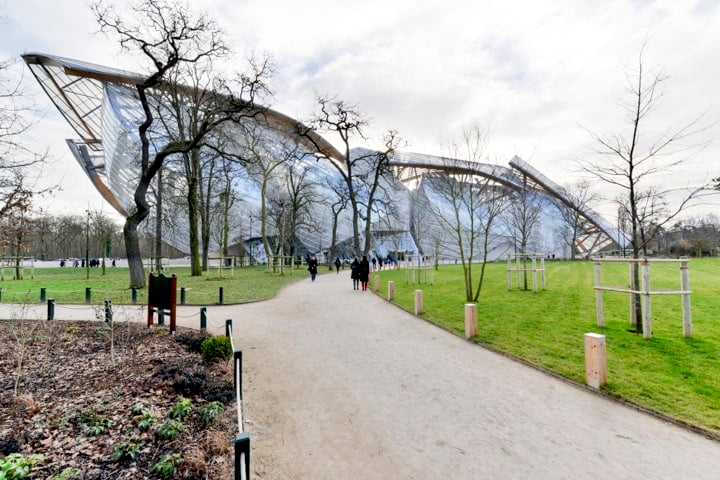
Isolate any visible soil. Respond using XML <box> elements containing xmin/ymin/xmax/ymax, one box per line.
<box><xmin>0</xmin><ymin>319</ymin><xmax>237</xmax><ymax>479</ymax></box>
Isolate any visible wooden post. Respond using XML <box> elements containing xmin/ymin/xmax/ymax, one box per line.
<box><xmin>464</xmin><ymin>304</ymin><xmax>477</xmax><ymax>339</ymax></box>
<box><xmin>541</xmin><ymin>256</ymin><xmax>546</xmax><ymax>289</ymax></box>
<box><xmin>414</xmin><ymin>290</ymin><xmax>423</xmax><ymax>315</ymax></box>
<box><xmin>629</xmin><ymin>262</ymin><xmax>636</xmax><ymax>326</ymax></box>
<box><xmin>594</xmin><ymin>261</ymin><xmax>604</xmax><ymax>328</ymax></box>
<box><xmin>532</xmin><ymin>255</ymin><xmax>538</xmax><ymax>292</ymax></box>
<box><xmin>507</xmin><ymin>255</ymin><xmax>512</xmax><ymax>290</ymax></box>
<box><xmin>641</xmin><ymin>260</ymin><xmax>652</xmax><ymax>339</ymax></box>
<box><xmin>388</xmin><ymin>281</ymin><xmax>395</xmax><ymax>301</ymax></box>
<box><xmin>374</xmin><ymin>274</ymin><xmax>380</xmax><ymax>292</ymax></box>
<box><xmin>584</xmin><ymin>333</ymin><xmax>607</xmax><ymax>389</ymax></box>
<box><xmin>680</xmin><ymin>259</ymin><xmax>692</xmax><ymax>338</ymax></box>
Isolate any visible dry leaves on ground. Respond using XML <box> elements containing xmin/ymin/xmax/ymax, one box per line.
<box><xmin>0</xmin><ymin>319</ymin><xmax>237</xmax><ymax>479</ymax></box>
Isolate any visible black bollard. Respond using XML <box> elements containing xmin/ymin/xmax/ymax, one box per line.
<box><xmin>104</xmin><ymin>299</ymin><xmax>112</xmax><ymax>323</ymax></box>
<box><xmin>180</xmin><ymin>287</ymin><xmax>186</xmax><ymax>305</ymax></box>
<box><xmin>85</xmin><ymin>287</ymin><xmax>91</xmax><ymax>304</ymax></box>
<box><xmin>47</xmin><ymin>299</ymin><xmax>55</xmax><ymax>320</ymax></box>
<box><xmin>200</xmin><ymin>306</ymin><xmax>207</xmax><ymax>331</ymax></box>
<box><xmin>131</xmin><ymin>287</ymin><xmax>137</xmax><ymax>304</ymax></box>
<box><xmin>219</xmin><ymin>287</ymin><xmax>224</xmax><ymax>305</ymax></box>
<box><xmin>40</xmin><ymin>287</ymin><xmax>46</xmax><ymax>304</ymax></box>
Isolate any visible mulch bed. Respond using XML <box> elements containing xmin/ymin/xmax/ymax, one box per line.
<box><xmin>0</xmin><ymin>319</ymin><xmax>236</xmax><ymax>479</ymax></box>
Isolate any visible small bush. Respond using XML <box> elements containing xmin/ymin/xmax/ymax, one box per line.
<box><xmin>200</xmin><ymin>336</ymin><xmax>232</xmax><ymax>364</ymax></box>
<box><xmin>152</xmin><ymin>453</ymin><xmax>183</xmax><ymax>478</ymax></box>
<box><xmin>156</xmin><ymin>419</ymin><xmax>186</xmax><ymax>441</ymax></box>
<box><xmin>168</xmin><ymin>397</ymin><xmax>192</xmax><ymax>421</ymax></box>
<box><xmin>0</xmin><ymin>453</ymin><xmax>44</xmax><ymax>480</ymax></box>
<box><xmin>199</xmin><ymin>401</ymin><xmax>224</xmax><ymax>424</ymax></box>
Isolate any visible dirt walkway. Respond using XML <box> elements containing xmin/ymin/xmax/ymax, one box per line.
<box><xmin>4</xmin><ymin>272</ymin><xmax>720</xmax><ymax>479</ymax></box>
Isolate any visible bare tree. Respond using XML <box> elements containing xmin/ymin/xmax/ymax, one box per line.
<box><xmin>553</xmin><ymin>180</ymin><xmax>599</xmax><ymax>260</ymax></box>
<box><xmin>326</xmin><ymin>177</ymin><xmax>349</xmax><ymax>266</ymax></box>
<box><xmin>93</xmin><ymin>0</ymin><xmax>271</xmax><ymax>287</ymax></box>
<box><xmin>424</xmin><ymin>122</ymin><xmax>507</xmax><ymax>301</ymax></box>
<box><xmin>579</xmin><ymin>42</ymin><xmax>712</xmax><ymax>333</ymax></box>
<box><xmin>301</xmin><ymin>96</ymin><xmax>399</xmax><ymax>256</ymax></box>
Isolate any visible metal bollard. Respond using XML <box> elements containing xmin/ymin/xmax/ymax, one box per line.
<box><xmin>200</xmin><ymin>306</ymin><xmax>207</xmax><ymax>331</ymax></box>
<box><xmin>158</xmin><ymin>309</ymin><xmax>165</xmax><ymax>326</ymax></box>
<box><xmin>234</xmin><ymin>349</ymin><xmax>243</xmax><ymax>399</ymax></box>
<box><xmin>219</xmin><ymin>287</ymin><xmax>224</xmax><ymax>305</ymax></box>
<box><xmin>85</xmin><ymin>287</ymin><xmax>91</xmax><ymax>304</ymax></box>
<box><xmin>131</xmin><ymin>287</ymin><xmax>137</xmax><ymax>304</ymax></box>
<box><xmin>180</xmin><ymin>287</ymin><xmax>186</xmax><ymax>305</ymax></box>
<box><xmin>0</xmin><ymin>288</ymin><xmax>2</xmax><ymax>302</ymax></box>
<box><xmin>234</xmin><ymin>433</ymin><xmax>251</xmax><ymax>480</ymax></box>
<box><xmin>225</xmin><ymin>318</ymin><xmax>232</xmax><ymax>338</ymax></box>
<box><xmin>104</xmin><ymin>299</ymin><xmax>113</xmax><ymax>323</ymax></box>
<box><xmin>47</xmin><ymin>299</ymin><xmax>55</xmax><ymax>320</ymax></box>
<box><xmin>40</xmin><ymin>287</ymin><xmax>46</xmax><ymax>304</ymax></box>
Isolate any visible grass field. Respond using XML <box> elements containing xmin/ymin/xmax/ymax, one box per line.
<box><xmin>376</xmin><ymin>258</ymin><xmax>720</xmax><ymax>436</ymax></box>
<box><xmin>0</xmin><ymin>264</ymin><xmax>304</xmax><ymax>305</ymax></box>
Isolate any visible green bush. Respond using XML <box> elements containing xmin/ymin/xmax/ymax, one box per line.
<box><xmin>0</xmin><ymin>453</ymin><xmax>44</xmax><ymax>480</ymax></box>
<box><xmin>168</xmin><ymin>397</ymin><xmax>192</xmax><ymax>421</ymax></box>
<box><xmin>152</xmin><ymin>454</ymin><xmax>183</xmax><ymax>478</ymax></box>
<box><xmin>200</xmin><ymin>335</ymin><xmax>232</xmax><ymax>364</ymax></box>
<box><xmin>199</xmin><ymin>400</ymin><xmax>224</xmax><ymax>424</ymax></box>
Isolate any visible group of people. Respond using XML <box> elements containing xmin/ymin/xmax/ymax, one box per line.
<box><xmin>350</xmin><ymin>255</ymin><xmax>370</xmax><ymax>291</ymax></box>
<box><xmin>306</xmin><ymin>254</ymin><xmax>373</xmax><ymax>291</ymax></box>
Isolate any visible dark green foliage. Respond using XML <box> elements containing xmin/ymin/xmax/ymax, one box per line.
<box><xmin>200</xmin><ymin>335</ymin><xmax>232</xmax><ymax>364</ymax></box>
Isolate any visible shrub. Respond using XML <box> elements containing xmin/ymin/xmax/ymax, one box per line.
<box><xmin>200</xmin><ymin>336</ymin><xmax>232</xmax><ymax>364</ymax></box>
<box><xmin>156</xmin><ymin>419</ymin><xmax>186</xmax><ymax>441</ymax></box>
<box><xmin>112</xmin><ymin>439</ymin><xmax>143</xmax><ymax>461</ymax></box>
<box><xmin>168</xmin><ymin>397</ymin><xmax>192</xmax><ymax>421</ymax></box>
<box><xmin>0</xmin><ymin>453</ymin><xmax>44</xmax><ymax>480</ymax></box>
<box><xmin>199</xmin><ymin>401</ymin><xmax>224</xmax><ymax>424</ymax></box>
<box><xmin>152</xmin><ymin>454</ymin><xmax>183</xmax><ymax>478</ymax></box>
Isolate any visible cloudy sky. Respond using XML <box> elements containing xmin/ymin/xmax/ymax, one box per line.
<box><xmin>1</xmin><ymin>0</ymin><xmax>719</xmax><ymax>220</ymax></box>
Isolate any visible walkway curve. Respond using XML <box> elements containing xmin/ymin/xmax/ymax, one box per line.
<box><xmin>3</xmin><ymin>272</ymin><xmax>720</xmax><ymax>479</ymax></box>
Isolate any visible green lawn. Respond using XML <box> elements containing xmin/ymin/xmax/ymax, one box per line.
<box><xmin>0</xmin><ymin>265</ymin><xmax>304</xmax><ymax>305</ymax></box>
<box><xmin>376</xmin><ymin>258</ymin><xmax>720</xmax><ymax>435</ymax></box>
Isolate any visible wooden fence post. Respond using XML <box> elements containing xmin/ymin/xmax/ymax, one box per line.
<box><xmin>464</xmin><ymin>304</ymin><xmax>477</xmax><ymax>339</ymax></box>
<box><xmin>388</xmin><ymin>281</ymin><xmax>395</xmax><ymax>301</ymax></box>
<box><xmin>680</xmin><ymin>260</ymin><xmax>692</xmax><ymax>338</ymax></box>
<box><xmin>594</xmin><ymin>261</ymin><xmax>604</xmax><ymax>328</ymax></box>
<box><xmin>414</xmin><ymin>290</ymin><xmax>423</xmax><ymax>315</ymax></box>
<box><xmin>584</xmin><ymin>333</ymin><xmax>607</xmax><ymax>389</ymax></box>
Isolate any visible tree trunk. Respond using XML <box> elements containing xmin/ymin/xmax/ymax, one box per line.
<box><xmin>155</xmin><ymin>168</ymin><xmax>163</xmax><ymax>272</ymax></box>
<box><xmin>124</xmin><ymin>213</ymin><xmax>146</xmax><ymax>288</ymax></box>
<box><xmin>187</xmin><ymin>175</ymin><xmax>202</xmax><ymax>276</ymax></box>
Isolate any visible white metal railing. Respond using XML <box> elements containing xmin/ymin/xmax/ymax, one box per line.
<box><xmin>226</xmin><ymin>319</ymin><xmax>250</xmax><ymax>480</ymax></box>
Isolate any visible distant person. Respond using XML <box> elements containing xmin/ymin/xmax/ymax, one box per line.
<box><xmin>111</xmin><ymin>259</ymin><xmax>116</xmax><ymax>268</ymax></box>
<box><xmin>360</xmin><ymin>255</ymin><xmax>370</xmax><ymax>291</ymax></box>
<box><xmin>350</xmin><ymin>256</ymin><xmax>360</xmax><ymax>290</ymax></box>
<box><xmin>334</xmin><ymin>257</ymin><xmax>341</xmax><ymax>274</ymax></box>
<box><xmin>378</xmin><ymin>257</ymin><xmax>383</xmax><ymax>270</ymax></box>
<box><xmin>308</xmin><ymin>255</ymin><xmax>318</xmax><ymax>282</ymax></box>
<box><xmin>371</xmin><ymin>257</ymin><xmax>377</xmax><ymax>271</ymax></box>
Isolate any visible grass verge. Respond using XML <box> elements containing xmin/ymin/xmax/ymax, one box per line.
<box><xmin>376</xmin><ymin>258</ymin><xmax>720</xmax><ymax>436</ymax></box>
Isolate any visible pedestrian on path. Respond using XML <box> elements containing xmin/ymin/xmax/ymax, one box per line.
<box><xmin>350</xmin><ymin>256</ymin><xmax>360</xmax><ymax>290</ymax></box>
<box><xmin>308</xmin><ymin>256</ymin><xmax>318</xmax><ymax>281</ymax></box>
<box><xmin>334</xmin><ymin>257</ymin><xmax>341</xmax><ymax>274</ymax></box>
<box><xmin>360</xmin><ymin>255</ymin><xmax>370</xmax><ymax>291</ymax></box>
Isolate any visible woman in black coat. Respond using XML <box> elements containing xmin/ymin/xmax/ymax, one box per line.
<box><xmin>350</xmin><ymin>256</ymin><xmax>360</xmax><ymax>290</ymax></box>
<box><xmin>359</xmin><ymin>255</ymin><xmax>370</xmax><ymax>291</ymax></box>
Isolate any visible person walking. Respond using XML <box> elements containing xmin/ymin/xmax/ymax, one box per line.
<box><xmin>308</xmin><ymin>255</ymin><xmax>318</xmax><ymax>282</ymax></box>
<box><xmin>350</xmin><ymin>256</ymin><xmax>360</xmax><ymax>290</ymax></box>
<box><xmin>360</xmin><ymin>255</ymin><xmax>370</xmax><ymax>291</ymax></box>
<box><xmin>334</xmin><ymin>257</ymin><xmax>341</xmax><ymax>274</ymax></box>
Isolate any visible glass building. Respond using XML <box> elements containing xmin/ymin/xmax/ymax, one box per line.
<box><xmin>23</xmin><ymin>53</ymin><xmax>627</xmax><ymax>262</ymax></box>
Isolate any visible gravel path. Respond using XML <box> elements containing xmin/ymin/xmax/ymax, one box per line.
<box><xmin>4</xmin><ymin>271</ymin><xmax>720</xmax><ymax>479</ymax></box>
